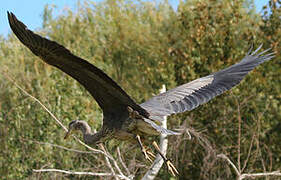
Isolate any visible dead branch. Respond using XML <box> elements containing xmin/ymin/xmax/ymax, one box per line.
<box><xmin>3</xmin><ymin>72</ymin><xmax>68</xmax><ymax>131</ymax></box>
<box><xmin>239</xmin><ymin>171</ymin><xmax>281</xmax><ymax>180</ymax></box>
<box><xmin>117</xmin><ymin>147</ymin><xmax>131</xmax><ymax>176</ymax></box>
<box><xmin>21</xmin><ymin>138</ymin><xmax>93</xmax><ymax>154</ymax></box>
<box><xmin>217</xmin><ymin>154</ymin><xmax>281</xmax><ymax>180</ymax></box>
<box><xmin>32</xmin><ymin>169</ymin><xmax>129</xmax><ymax>179</ymax></box>
<box><xmin>235</xmin><ymin>97</ymin><xmax>242</xmax><ymax>173</ymax></box>
<box><xmin>99</xmin><ymin>144</ymin><xmax>119</xmax><ymax>180</ymax></box>
<box><xmin>217</xmin><ymin>154</ymin><xmax>240</xmax><ymax>176</ymax></box>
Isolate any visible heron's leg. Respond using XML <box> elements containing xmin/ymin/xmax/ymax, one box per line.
<box><xmin>152</xmin><ymin>141</ymin><xmax>179</xmax><ymax>176</ymax></box>
<box><xmin>135</xmin><ymin>134</ymin><xmax>155</xmax><ymax>162</ymax></box>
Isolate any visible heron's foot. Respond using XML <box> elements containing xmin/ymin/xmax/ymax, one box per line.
<box><xmin>152</xmin><ymin>141</ymin><xmax>179</xmax><ymax>176</ymax></box>
<box><xmin>135</xmin><ymin>134</ymin><xmax>155</xmax><ymax>163</ymax></box>
<box><xmin>141</xmin><ymin>147</ymin><xmax>156</xmax><ymax>163</ymax></box>
<box><xmin>165</xmin><ymin>159</ymin><xmax>179</xmax><ymax>177</ymax></box>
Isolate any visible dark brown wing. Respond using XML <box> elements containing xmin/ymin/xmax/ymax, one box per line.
<box><xmin>8</xmin><ymin>12</ymin><xmax>148</xmax><ymax>118</ymax></box>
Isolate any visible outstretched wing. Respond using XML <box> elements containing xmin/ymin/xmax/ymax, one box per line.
<box><xmin>141</xmin><ymin>45</ymin><xmax>274</xmax><ymax>119</ymax></box>
<box><xmin>8</xmin><ymin>12</ymin><xmax>148</xmax><ymax>117</ymax></box>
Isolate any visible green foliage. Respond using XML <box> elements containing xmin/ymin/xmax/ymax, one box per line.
<box><xmin>0</xmin><ymin>0</ymin><xmax>280</xmax><ymax>179</ymax></box>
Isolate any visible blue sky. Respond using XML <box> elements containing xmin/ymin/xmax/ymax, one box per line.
<box><xmin>0</xmin><ymin>0</ymin><xmax>269</xmax><ymax>37</ymax></box>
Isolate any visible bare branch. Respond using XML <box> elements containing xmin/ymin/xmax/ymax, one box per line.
<box><xmin>100</xmin><ymin>144</ymin><xmax>119</xmax><ymax>180</ymax></box>
<box><xmin>235</xmin><ymin>97</ymin><xmax>242</xmax><ymax>173</ymax></box>
<box><xmin>101</xmin><ymin>144</ymin><xmax>131</xmax><ymax>179</ymax></box>
<box><xmin>218</xmin><ymin>154</ymin><xmax>281</xmax><ymax>180</ymax></box>
<box><xmin>217</xmin><ymin>154</ymin><xmax>240</xmax><ymax>176</ymax></box>
<box><xmin>21</xmin><ymin>138</ymin><xmax>93</xmax><ymax>154</ymax></box>
<box><xmin>32</xmin><ymin>169</ymin><xmax>128</xmax><ymax>179</ymax></box>
<box><xmin>117</xmin><ymin>147</ymin><xmax>131</xmax><ymax>176</ymax></box>
<box><xmin>241</xmin><ymin>132</ymin><xmax>256</xmax><ymax>172</ymax></box>
<box><xmin>3</xmin><ymin>72</ymin><xmax>68</xmax><ymax>131</ymax></box>
<box><xmin>256</xmin><ymin>113</ymin><xmax>267</xmax><ymax>172</ymax></box>
<box><xmin>239</xmin><ymin>171</ymin><xmax>281</xmax><ymax>180</ymax></box>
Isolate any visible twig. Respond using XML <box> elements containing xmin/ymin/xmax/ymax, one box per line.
<box><xmin>256</xmin><ymin>113</ymin><xmax>267</xmax><ymax>172</ymax></box>
<box><xmin>217</xmin><ymin>154</ymin><xmax>281</xmax><ymax>180</ymax></box>
<box><xmin>241</xmin><ymin>132</ymin><xmax>255</xmax><ymax>172</ymax></box>
<box><xmin>3</xmin><ymin>72</ymin><xmax>68</xmax><ymax>131</ymax></box>
<box><xmin>101</xmin><ymin>144</ymin><xmax>130</xmax><ymax>179</ymax></box>
<box><xmin>21</xmin><ymin>138</ymin><xmax>93</xmax><ymax>154</ymax></box>
<box><xmin>239</xmin><ymin>171</ymin><xmax>281</xmax><ymax>180</ymax></box>
<box><xmin>217</xmin><ymin>154</ymin><xmax>240</xmax><ymax>176</ymax></box>
<box><xmin>235</xmin><ymin>97</ymin><xmax>241</xmax><ymax>173</ymax></box>
<box><xmin>100</xmin><ymin>144</ymin><xmax>132</xmax><ymax>180</ymax></box>
<box><xmin>32</xmin><ymin>169</ymin><xmax>127</xmax><ymax>179</ymax></box>
<box><xmin>73</xmin><ymin>137</ymin><xmax>110</xmax><ymax>156</ymax></box>
<box><xmin>117</xmin><ymin>147</ymin><xmax>131</xmax><ymax>176</ymax></box>
<box><xmin>100</xmin><ymin>144</ymin><xmax>119</xmax><ymax>180</ymax></box>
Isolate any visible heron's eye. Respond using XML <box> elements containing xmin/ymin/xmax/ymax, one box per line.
<box><xmin>69</xmin><ymin>120</ymin><xmax>78</xmax><ymax>127</ymax></box>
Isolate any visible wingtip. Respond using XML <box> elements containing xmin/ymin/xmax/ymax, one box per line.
<box><xmin>7</xmin><ymin>11</ymin><xmax>14</xmax><ymax>25</ymax></box>
<box><xmin>251</xmin><ymin>44</ymin><xmax>263</xmax><ymax>56</ymax></box>
<box><xmin>247</xmin><ymin>43</ymin><xmax>254</xmax><ymax>55</ymax></box>
<box><xmin>7</xmin><ymin>11</ymin><xmax>14</xmax><ymax>19</ymax></box>
<box><xmin>7</xmin><ymin>11</ymin><xmax>28</xmax><ymax>31</ymax></box>
<box><xmin>7</xmin><ymin>11</ymin><xmax>12</xmax><ymax>27</ymax></box>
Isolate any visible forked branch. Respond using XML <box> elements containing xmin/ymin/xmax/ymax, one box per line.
<box><xmin>217</xmin><ymin>154</ymin><xmax>281</xmax><ymax>180</ymax></box>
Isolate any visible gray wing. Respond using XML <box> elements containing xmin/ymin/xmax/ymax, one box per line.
<box><xmin>141</xmin><ymin>45</ymin><xmax>274</xmax><ymax>120</ymax></box>
<box><xmin>8</xmin><ymin>12</ymin><xmax>149</xmax><ymax>118</ymax></box>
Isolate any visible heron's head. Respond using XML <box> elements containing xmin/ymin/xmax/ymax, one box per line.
<box><xmin>64</xmin><ymin>120</ymin><xmax>90</xmax><ymax>139</ymax></box>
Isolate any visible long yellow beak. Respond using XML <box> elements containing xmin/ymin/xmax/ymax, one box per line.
<box><xmin>64</xmin><ymin>129</ymin><xmax>72</xmax><ymax>139</ymax></box>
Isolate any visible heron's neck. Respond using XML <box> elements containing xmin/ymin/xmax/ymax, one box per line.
<box><xmin>79</xmin><ymin>122</ymin><xmax>92</xmax><ymax>135</ymax></box>
<box><xmin>79</xmin><ymin>122</ymin><xmax>105</xmax><ymax>145</ymax></box>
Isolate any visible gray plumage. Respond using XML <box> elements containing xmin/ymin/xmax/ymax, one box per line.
<box><xmin>141</xmin><ymin>45</ymin><xmax>274</xmax><ymax>121</ymax></box>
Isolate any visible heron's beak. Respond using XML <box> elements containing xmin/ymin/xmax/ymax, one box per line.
<box><xmin>64</xmin><ymin>129</ymin><xmax>72</xmax><ymax>139</ymax></box>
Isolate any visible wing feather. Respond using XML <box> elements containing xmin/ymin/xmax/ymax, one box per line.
<box><xmin>8</xmin><ymin>12</ymin><xmax>148</xmax><ymax>117</ymax></box>
<box><xmin>141</xmin><ymin>45</ymin><xmax>274</xmax><ymax>119</ymax></box>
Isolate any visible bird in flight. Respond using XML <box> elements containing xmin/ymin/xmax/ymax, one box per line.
<box><xmin>8</xmin><ymin>11</ymin><xmax>274</xmax><ymax>176</ymax></box>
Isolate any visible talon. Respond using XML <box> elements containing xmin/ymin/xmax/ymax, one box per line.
<box><xmin>142</xmin><ymin>148</ymin><xmax>155</xmax><ymax>163</ymax></box>
<box><xmin>152</xmin><ymin>141</ymin><xmax>179</xmax><ymax>176</ymax></box>
<box><xmin>166</xmin><ymin>159</ymin><xmax>179</xmax><ymax>176</ymax></box>
<box><xmin>135</xmin><ymin>135</ymin><xmax>155</xmax><ymax>163</ymax></box>
<box><xmin>143</xmin><ymin>150</ymin><xmax>153</xmax><ymax>162</ymax></box>
<box><xmin>146</xmin><ymin>149</ymin><xmax>156</xmax><ymax>158</ymax></box>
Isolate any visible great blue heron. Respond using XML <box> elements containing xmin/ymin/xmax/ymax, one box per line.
<box><xmin>8</xmin><ymin>12</ymin><xmax>274</xmax><ymax>176</ymax></box>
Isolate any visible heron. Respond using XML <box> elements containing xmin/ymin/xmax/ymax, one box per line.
<box><xmin>8</xmin><ymin>12</ymin><xmax>274</xmax><ymax>176</ymax></box>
